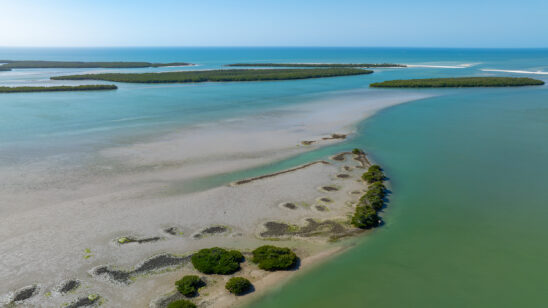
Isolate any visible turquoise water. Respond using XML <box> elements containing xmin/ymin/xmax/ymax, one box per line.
<box><xmin>1</xmin><ymin>48</ymin><xmax>548</xmax><ymax>306</ymax></box>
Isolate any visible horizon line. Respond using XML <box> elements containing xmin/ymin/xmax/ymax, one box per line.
<box><xmin>0</xmin><ymin>45</ymin><xmax>547</xmax><ymax>50</ymax></box>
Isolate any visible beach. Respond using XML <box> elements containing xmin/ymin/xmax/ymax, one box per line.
<box><xmin>0</xmin><ymin>84</ymin><xmax>429</xmax><ymax>307</ymax></box>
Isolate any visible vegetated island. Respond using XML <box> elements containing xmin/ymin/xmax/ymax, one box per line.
<box><xmin>0</xmin><ymin>84</ymin><xmax>117</xmax><ymax>93</ymax></box>
<box><xmin>0</xmin><ymin>60</ymin><xmax>191</xmax><ymax>71</ymax></box>
<box><xmin>227</xmin><ymin>63</ymin><xmax>405</xmax><ymax>68</ymax></box>
<box><xmin>370</xmin><ymin>77</ymin><xmax>545</xmax><ymax>88</ymax></box>
<box><xmin>51</xmin><ymin>68</ymin><xmax>372</xmax><ymax>83</ymax></box>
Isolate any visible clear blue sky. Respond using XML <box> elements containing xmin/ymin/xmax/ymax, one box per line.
<box><xmin>1</xmin><ymin>0</ymin><xmax>546</xmax><ymax>48</ymax></box>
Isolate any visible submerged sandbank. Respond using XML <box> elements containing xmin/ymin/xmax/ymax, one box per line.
<box><xmin>0</xmin><ymin>89</ymin><xmax>430</xmax><ymax>307</ymax></box>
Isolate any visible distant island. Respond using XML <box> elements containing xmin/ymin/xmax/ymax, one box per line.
<box><xmin>0</xmin><ymin>84</ymin><xmax>117</xmax><ymax>93</ymax></box>
<box><xmin>0</xmin><ymin>60</ymin><xmax>191</xmax><ymax>71</ymax></box>
<box><xmin>51</xmin><ymin>68</ymin><xmax>372</xmax><ymax>83</ymax></box>
<box><xmin>370</xmin><ymin>77</ymin><xmax>545</xmax><ymax>88</ymax></box>
<box><xmin>227</xmin><ymin>63</ymin><xmax>405</xmax><ymax>68</ymax></box>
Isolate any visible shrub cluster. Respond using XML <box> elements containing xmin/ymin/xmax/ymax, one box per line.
<box><xmin>352</xmin><ymin>164</ymin><xmax>387</xmax><ymax>229</ymax></box>
<box><xmin>175</xmin><ymin>275</ymin><xmax>204</xmax><ymax>297</ymax></box>
<box><xmin>225</xmin><ymin>277</ymin><xmax>252</xmax><ymax>295</ymax></box>
<box><xmin>361</xmin><ymin>165</ymin><xmax>385</xmax><ymax>183</ymax></box>
<box><xmin>167</xmin><ymin>299</ymin><xmax>196</xmax><ymax>308</ymax></box>
<box><xmin>251</xmin><ymin>245</ymin><xmax>298</xmax><ymax>271</ymax></box>
<box><xmin>191</xmin><ymin>247</ymin><xmax>244</xmax><ymax>275</ymax></box>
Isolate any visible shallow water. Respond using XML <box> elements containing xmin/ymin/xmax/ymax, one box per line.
<box><xmin>1</xmin><ymin>48</ymin><xmax>548</xmax><ymax>306</ymax></box>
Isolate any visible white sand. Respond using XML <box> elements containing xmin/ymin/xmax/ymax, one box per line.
<box><xmin>0</xmin><ymin>89</ymin><xmax>431</xmax><ymax>306</ymax></box>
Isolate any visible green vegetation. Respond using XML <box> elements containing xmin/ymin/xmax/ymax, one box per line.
<box><xmin>51</xmin><ymin>68</ymin><xmax>372</xmax><ymax>83</ymax></box>
<box><xmin>352</xmin><ymin>163</ymin><xmax>388</xmax><ymax>229</ymax></box>
<box><xmin>361</xmin><ymin>165</ymin><xmax>385</xmax><ymax>183</ymax></box>
<box><xmin>370</xmin><ymin>77</ymin><xmax>545</xmax><ymax>88</ymax></box>
<box><xmin>175</xmin><ymin>275</ymin><xmax>204</xmax><ymax>297</ymax></box>
<box><xmin>227</xmin><ymin>63</ymin><xmax>405</xmax><ymax>68</ymax></box>
<box><xmin>352</xmin><ymin>148</ymin><xmax>363</xmax><ymax>155</ymax></box>
<box><xmin>251</xmin><ymin>245</ymin><xmax>298</xmax><ymax>271</ymax></box>
<box><xmin>0</xmin><ymin>85</ymin><xmax>117</xmax><ymax>93</ymax></box>
<box><xmin>191</xmin><ymin>247</ymin><xmax>244</xmax><ymax>275</ymax></box>
<box><xmin>166</xmin><ymin>299</ymin><xmax>196</xmax><ymax>308</ymax></box>
<box><xmin>351</xmin><ymin>205</ymin><xmax>380</xmax><ymax>229</ymax></box>
<box><xmin>0</xmin><ymin>60</ymin><xmax>190</xmax><ymax>69</ymax></box>
<box><xmin>225</xmin><ymin>277</ymin><xmax>252</xmax><ymax>295</ymax></box>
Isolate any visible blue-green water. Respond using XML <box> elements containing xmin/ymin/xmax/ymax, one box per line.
<box><xmin>1</xmin><ymin>48</ymin><xmax>547</xmax><ymax>306</ymax></box>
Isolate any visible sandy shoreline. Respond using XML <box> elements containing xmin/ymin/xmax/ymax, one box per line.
<box><xmin>0</xmin><ymin>89</ymin><xmax>430</xmax><ymax>307</ymax></box>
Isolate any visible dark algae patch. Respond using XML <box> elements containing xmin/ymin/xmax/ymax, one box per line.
<box><xmin>370</xmin><ymin>77</ymin><xmax>545</xmax><ymax>87</ymax></box>
<box><xmin>51</xmin><ymin>68</ymin><xmax>372</xmax><ymax>83</ymax></box>
<box><xmin>117</xmin><ymin>235</ymin><xmax>162</xmax><ymax>244</ymax></box>
<box><xmin>66</xmin><ymin>294</ymin><xmax>100</xmax><ymax>308</ymax></box>
<box><xmin>91</xmin><ymin>254</ymin><xmax>190</xmax><ymax>284</ymax></box>
<box><xmin>12</xmin><ymin>284</ymin><xmax>39</xmax><ymax>302</ymax></box>
<box><xmin>0</xmin><ymin>85</ymin><xmax>117</xmax><ymax>93</ymax></box>
<box><xmin>260</xmin><ymin>218</ymin><xmax>347</xmax><ymax>238</ymax></box>
<box><xmin>56</xmin><ymin>280</ymin><xmax>80</xmax><ymax>294</ymax></box>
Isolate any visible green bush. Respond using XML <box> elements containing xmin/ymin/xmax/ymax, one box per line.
<box><xmin>167</xmin><ymin>299</ymin><xmax>196</xmax><ymax>308</ymax></box>
<box><xmin>362</xmin><ymin>165</ymin><xmax>385</xmax><ymax>183</ymax></box>
<box><xmin>225</xmin><ymin>277</ymin><xmax>252</xmax><ymax>295</ymax></box>
<box><xmin>352</xmin><ymin>148</ymin><xmax>363</xmax><ymax>155</ymax></box>
<box><xmin>351</xmin><ymin>205</ymin><xmax>381</xmax><ymax>229</ymax></box>
<box><xmin>175</xmin><ymin>275</ymin><xmax>204</xmax><ymax>297</ymax></box>
<box><xmin>191</xmin><ymin>247</ymin><xmax>244</xmax><ymax>275</ymax></box>
<box><xmin>251</xmin><ymin>245</ymin><xmax>298</xmax><ymax>271</ymax></box>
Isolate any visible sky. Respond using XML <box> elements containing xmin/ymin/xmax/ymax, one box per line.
<box><xmin>0</xmin><ymin>0</ymin><xmax>546</xmax><ymax>48</ymax></box>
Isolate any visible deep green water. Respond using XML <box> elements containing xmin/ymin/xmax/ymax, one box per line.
<box><xmin>1</xmin><ymin>48</ymin><xmax>547</xmax><ymax>306</ymax></box>
<box><xmin>249</xmin><ymin>87</ymin><xmax>548</xmax><ymax>307</ymax></box>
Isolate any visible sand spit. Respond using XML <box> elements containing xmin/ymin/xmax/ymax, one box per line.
<box><xmin>1</xmin><ymin>89</ymin><xmax>430</xmax><ymax>307</ymax></box>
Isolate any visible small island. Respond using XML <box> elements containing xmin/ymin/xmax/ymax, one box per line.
<box><xmin>51</xmin><ymin>68</ymin><xmax>372</xmax><ymax>83</ymax></box>
<box><xmin>0</xmin><ymin>60</ymin><xmax>191</xmax><ymax>71</ymax></box>
<box><xmin>370</xmin><ymin>77</ymin><xmax>545</xmax><ymax>88</ymax></box>
<box><xmin>227</xmin><ymin>63</ymin><xmax>405</xmax><ymax>68</ymax></box>
<box><xmin>0</xmin><ymin>84</ymin><xmax>117</xmax><ymax>93</ymax></box>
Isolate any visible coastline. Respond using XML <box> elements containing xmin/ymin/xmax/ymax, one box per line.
<box><xmin>0</xmin><ymin>89</ymin><xmax>430</xmax><ymax>307</ymax></box>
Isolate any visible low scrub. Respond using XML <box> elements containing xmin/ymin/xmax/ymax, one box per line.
<box><xmin>351</xmin><ymin>205</ymin><xmax>381</xmax><ymax>229</ymax></box>
<box><xmin>191</xmin><ymin>247</ymin><xmax>244</xmax><ymax>275</ymax></box>
<box><xmin>167</xmin><ymin>299</ymin><xmax>196</xmax><ymax>308</ymax></box>
<box><xmin>225</xmin><ymin>277</ymin><xmax>252</xmax><ymax>295</ymax></box>
<box><xmin>175</xmin><ymin>275</ymin><xmax>204</xmax><ymax>297</ymax></box>
<box><xmin>251</xmin><ymin>245</ymin><xmax>298</xmax><ymax>271</ymax></box>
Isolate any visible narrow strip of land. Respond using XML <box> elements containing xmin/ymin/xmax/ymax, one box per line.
<box><xmin>51</xmin><ymin>68</ymin><xmax>372</xmax><ymax>83</ymax></box>
<box><xmin>227</xmin><ymin>63</ymin><xmax>405</xmax><ymax>68</ymax></box>
<box><xmin>0</xmin><ymin>84</ymin><xmax>117</xmax><ymax>93</ymax></box>
<box><xmin>370</xmin><ymin>77</ymin><xmax>545</xmax><ymax>88</ymax></box>
<box><xmin>0</xmin><ymin>60</ymin><xmax>191</xmax><ymax>71</ymax></box>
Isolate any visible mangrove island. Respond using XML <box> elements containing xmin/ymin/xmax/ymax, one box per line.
<box><xmin>0</xmin><ymin>84</ymin><xmax>117</xmax><ymax>93</ymax></box>
<box><xmin>51</xmin><ymin>68</ymin><xmax>372</xmax><ymax>83</ymax></box>
<box><xmin>370</xmin><ymin>77</ymin><xmax>545</xmax><ymax>88</ymax></box>
<box><xmin>227</xmin><ymin>63</ymin><xmax>405</xmax><ymax>68</ymax></box>
<box><xmin>0</xmin><ymin>60</ymin><xmax>191</xmax><ymax>70</ymax></box>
